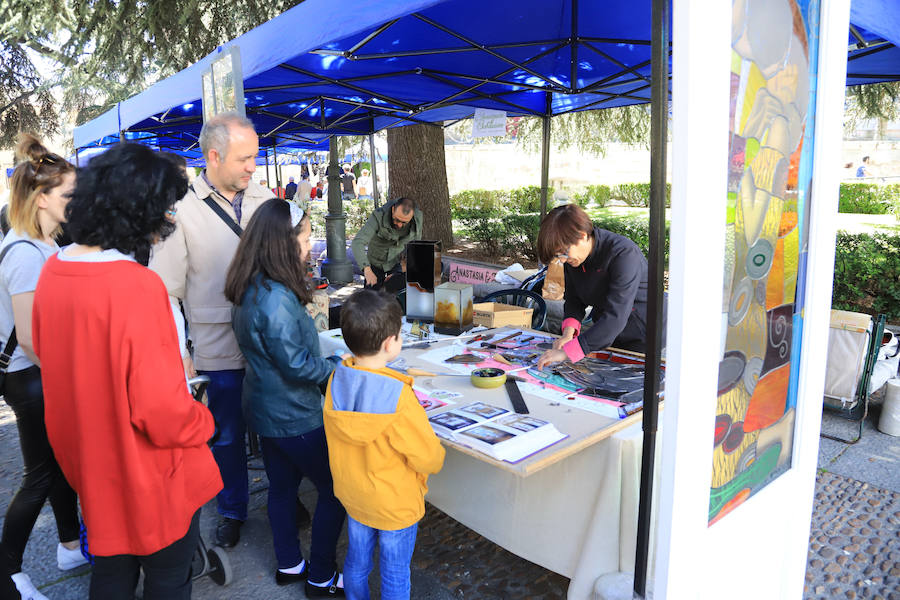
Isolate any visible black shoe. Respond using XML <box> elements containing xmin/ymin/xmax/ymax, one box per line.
<box><xmin>215</xmin><ymin>517</ymin><xmax>243</xmax><ymax>548</ymax></box>
<box><xmin>305</xmin><ymin>573</ymin><xmax>345</xmax><ymax>597</ymax></box>
<box><xmin>275</xmin><ymin>561</ymin><xmax>307</xmax><ymax>586</ymax></box>
<box><xmin>296</xmin><ymin>497</ymin><xmax>312</xmax><ymax>529</ymax></box>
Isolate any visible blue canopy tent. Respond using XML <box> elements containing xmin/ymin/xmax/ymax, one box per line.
<box><xmin>69</xmin><ymin>0</ymin><xmax>900</xmax><ymax>596</ymax></box>
<box><xmin>73</xmin><ymin>0</ymin><xmax>899</xmax><ymax>155</ymax></box>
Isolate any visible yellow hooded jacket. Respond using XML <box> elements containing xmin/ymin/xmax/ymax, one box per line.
<box><xmin>324</xmin><ymin>358</ymin><xmax>445</xmax><ymax>531</ymax></box>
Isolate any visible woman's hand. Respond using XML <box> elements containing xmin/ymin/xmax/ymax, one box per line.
<box><xmin>552</xmin><ymin>326</ymin><xmax>576</xmax><ymax>350</ymax></box>
<box><xmin>536</xmin><ymin>349</ymin><xmax>568</xmax><ymax>370</ymax></box>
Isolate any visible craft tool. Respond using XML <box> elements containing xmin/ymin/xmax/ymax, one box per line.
<box><xmin>401</xmin><ymin>330</ymin><xmax>492</xmax><ymax>349</ymax></box>
<box><xmin>505</xmin><ymin>379</ymin><xmax>529</xmax><ymax>414</ymax></box>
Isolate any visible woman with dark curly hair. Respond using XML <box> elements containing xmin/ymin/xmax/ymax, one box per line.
<box><xmin>31</xmin><ymin>143</ymin><xmax>223</xmax><ymax>600</ymax></box>
<box><xmin>0</xmin><ymin>134</ymin><xmax>83</xmax><ymax>600</ymax></box>
<box><xmin>226</xmin><ymin>199</ymin><xmax>347</xmax><ymax>596</ymax></box>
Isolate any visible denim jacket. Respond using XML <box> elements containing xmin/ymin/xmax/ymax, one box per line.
<box><xmin>232</xmin><ymin>277</ymin><xmax>338</xmax><ymax>438</ymax></box>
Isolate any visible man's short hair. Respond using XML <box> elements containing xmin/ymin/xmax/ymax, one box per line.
<box><xmin>199</xmin><ymin>112</ymin><xmax>255</xmax><ymax>160</ymax></box>
<box><xmin>342</xmin><ymin>164</ymin><xmax>351</xmax><ymax>172</ymax></box>
<box><xmin>341</xmin><ymin>289</ymin><xmax>403</xmax><ymax>356</ymax></box>
<box><xmin>394</xmin><ymin>197</ymin><xmax>415</xmax><ymax>214</ymax></box>
<box><xmin>862</xmin><ymin>155</ymin><xmax>870</xmax><ymax>163</ymax></box>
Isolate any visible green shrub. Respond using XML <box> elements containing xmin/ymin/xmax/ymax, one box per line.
<box><xmin>838</xmin><ymin>183</ymin><xmax>893</xmax><ymax>214</ymax></box>
<box><xmin>592</xmin><ymin>213</ymin><xmax>670</xmax><ymax>267</ymax></box>
<box><xmin>832</xmin><ymin>232</ymin><xmax>900</xmax><ymax>321</ymax></box>
<box><xmin>449</xmin><ymin>189</ymin><xmax>505</xmax><ymax>219</ymax></box>
<box><xmin>509</xmin><ymin>185</ymin><xmax>553</xmax><ymax>212</ymax></box>
<box><xmin>608</xmin><ymin>183</ymin><xmax>671</xmax><ymax>208</ymax></box>
<box><xmin>307</xmin><ymin>198</ymin><xmax>374</xmax><ymax>240</ymax></box>
<box><xmin>573</xmin><ymin>185</ymin><xmax>612</xmax><ymax>209</ymax></box>
<box><xmin>500</xmin><ymin>214</ymin><xmax>542</xmax><ymax>261</ymax></box>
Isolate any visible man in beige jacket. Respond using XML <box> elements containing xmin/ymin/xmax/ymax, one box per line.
<box><xmin>150</xmin><ymin>112</ymin><xmax>272</xmax><ymax>548</ymax></box>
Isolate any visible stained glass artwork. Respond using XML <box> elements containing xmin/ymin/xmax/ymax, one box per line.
<box><xmin>709</xmin><ymin>0</ymin><xmax>820</xmax><ymax>526</ymax></box>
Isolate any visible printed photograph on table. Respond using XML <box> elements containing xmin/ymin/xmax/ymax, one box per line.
<box><xmin>458</xmin><ymin>401</ymin><xmax>508</xmax><ymax>420</ymax></box>
<box><xmin>430</xmin><ymin>412</ymin><xmax>477</xmax><ymax>431</ymax></box>
<box><xmin>460</xmin><ymin>426</ymin><xmax>516</xmax><ymax>445</ymax></box>
<box><xmin>710</xmin><ymin>0</ymin><xmax>820</xmax><ymax>526</ymax></box>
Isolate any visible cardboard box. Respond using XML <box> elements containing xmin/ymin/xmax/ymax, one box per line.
<box><xmin>473</xmin><ymin>302</ymin><xmax>533</xmax><ymax>328</ymax></box>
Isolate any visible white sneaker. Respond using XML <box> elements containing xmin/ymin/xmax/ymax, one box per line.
<box><xmin>57</xmin><ymin>542</ymin><xmax>89</xmax><ymax>570</ymax></box>
<box><xmin>10</xmin><ymin>572</ymin><xmax>49</xmax><ymax>600</ymax></box>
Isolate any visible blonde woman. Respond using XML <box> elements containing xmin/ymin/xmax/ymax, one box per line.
<box><xmin>0</xmin><ymin>134</ymin><xmax>85</xmax><ymax>600</ymax></box>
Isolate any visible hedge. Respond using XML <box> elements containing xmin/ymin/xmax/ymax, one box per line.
<box><xmin>838</xmin><ymin>183</ymin><xmax>900</xmax><ymax>215</ymax></box>
<box><xmin>832</xmin><ymin>231</ymin><xmax>900</xmax><ymax>321</ymax></box>
<box><xmin>452</xmin><ymin>194</ymin><xmax>899</xmax><ymax>321</ymax></box>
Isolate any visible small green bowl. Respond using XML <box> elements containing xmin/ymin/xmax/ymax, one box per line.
<box><xmin>470</xmin><ymin>367</ymin><xmax>507</xmax><ymax>389</ymax></box>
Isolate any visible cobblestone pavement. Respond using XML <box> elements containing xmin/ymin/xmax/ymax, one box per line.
<box><xmin>1</xmin><ymin>397</ymin><xmax>898</xmax><ymax>599</ymax></box>
<box><xmin>803</xmin><ymin>472</ymin><xmax>900</xmax><ymax>600</ymax></box>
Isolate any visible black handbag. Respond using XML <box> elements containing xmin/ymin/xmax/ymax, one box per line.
<box><xmin>0</xmin><ymin>240</ymin><xmax>41</xmax><ymax>395</ymax></box>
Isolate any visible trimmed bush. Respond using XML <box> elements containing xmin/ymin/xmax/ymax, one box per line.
<box><xmin>592</xmin><ymin>213</ymin><xmax>670</xmax><ymax>267</ymax></box>
<box><xmin>832</xmin><ymin>231</ymin><xmax>900</xmax><ymax>321</ymax></box>
<box><xmin>608</xmin><ymin>183</ymin><xmax>672</xmax><ymax>208</ymax></box>
<box><xmin>838</xmin><ymin>183</ymin><xmax>900</xmax><ymax>215</ymax></box>
<box><xmin>572</xmin><ymin>185</ymin><xmax>612</xmax><ymax>209</ymax></box>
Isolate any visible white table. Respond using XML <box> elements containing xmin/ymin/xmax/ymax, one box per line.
<box><xmin>317</xmin><ymin>327</ymin><xmax>659</xmax><ymax>598</ymax></box>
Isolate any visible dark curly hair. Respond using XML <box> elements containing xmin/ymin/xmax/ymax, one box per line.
<box><xmin>66</xmin><ymin>143</ymin><xmax>187</xmax><ymax>263</ymax></box>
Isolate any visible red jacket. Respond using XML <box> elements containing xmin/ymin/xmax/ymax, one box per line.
<box><xmin>33</xmin><ymin>255</ymin><xmax>222</xmax><ymax>557</ymax></box>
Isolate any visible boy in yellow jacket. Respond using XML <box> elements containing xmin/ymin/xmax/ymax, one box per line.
<box><xmin>323</xmin><ymin>289</ymin><xmax>445</xmax><ymax>600</ymax></box>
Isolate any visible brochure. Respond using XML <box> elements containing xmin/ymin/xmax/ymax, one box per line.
<box><xmin>428</xmin><ymin>401</ymin><xmax>567</xmax><ymax>463</ymax></box>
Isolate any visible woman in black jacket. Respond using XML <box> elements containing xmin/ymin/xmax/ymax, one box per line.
<box><xmin>535</xmin><ymin>204</ymin><xmax>649</xmax><ymax>369</ymax></box>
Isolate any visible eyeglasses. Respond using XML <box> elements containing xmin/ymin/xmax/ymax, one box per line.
<box><xmin>392</xmin><ymin>216</ymin><xmax>412</xmax><ymax>227</ymax></box>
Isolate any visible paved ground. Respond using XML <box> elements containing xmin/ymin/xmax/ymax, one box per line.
<box><xmin>0</xmin><ymin>385</ymin><xmax>897</xmax><ymax>599</ymax></box>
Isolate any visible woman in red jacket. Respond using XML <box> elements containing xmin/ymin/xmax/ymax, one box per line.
<box><xmin>32</xmin><ymin>144</ymin><xmax>223</xmax><ymax>600</ymax></box>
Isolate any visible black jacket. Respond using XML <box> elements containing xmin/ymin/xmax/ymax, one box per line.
<box><xmin>564</xmin><ymin>227</ymin><xmax>648</xmax><ymax>353</ymax></box>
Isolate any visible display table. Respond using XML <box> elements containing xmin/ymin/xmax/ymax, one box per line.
<box><xmin>317</xmin><ymin>326</ymin><xmax>659</xmax><ymax>598</ymax></box>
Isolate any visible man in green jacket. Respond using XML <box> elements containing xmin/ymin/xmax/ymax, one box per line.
<box><xmin>350</xmin><ymin>197</ymin><xmax>423</xmax><ymax>294</ymax></box>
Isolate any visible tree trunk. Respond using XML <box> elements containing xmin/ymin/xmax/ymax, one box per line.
<box><xmin>387</xmin><ymin>123</ymin><xmax>453</xmax><ymax>247</ymax></box>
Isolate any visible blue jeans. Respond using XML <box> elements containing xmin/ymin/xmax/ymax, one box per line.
<box><xmin>199</xmin><ymin>369</ymin><xmax>248</xmax><ymax>522</ymax></box>
<box><xmin>260</xmin><ymin>428</ymin><xmax>346</xmax><ymax>583</ymax></box>
<box><xmin>344</xmin><ymin>517</ymin><xmax>418</xmax><ymax>600</ymax></box>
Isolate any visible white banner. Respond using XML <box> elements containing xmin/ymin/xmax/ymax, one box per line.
<box><xmin>472</xmin><ymin>108</ymin><xmax>507</xmax><ymax>138</ymax></box>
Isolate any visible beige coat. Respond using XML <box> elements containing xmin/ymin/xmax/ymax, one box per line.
<box><xmin>150</xmin><ymin>175</ymin><xmax>273</xmax><ymax>371</ymax></box>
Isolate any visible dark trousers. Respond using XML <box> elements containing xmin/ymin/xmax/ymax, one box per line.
<box><xmin>365</xmin><ymin>264</ymin><xmax>406</xmax><ymax>295</ymax></box>
<box><xmin>260</xmin><ymin>427</ymin><xmax>346</xmax><ymax>583</ymax></box>
<box><xmin>198</xmin><ymin>370</ymin><xmax>249</xmax><ymax>522</ymax></box>
<box><xmin>1</xmin><ymin>365</ymin><xmax>80</xmax><ymax>576</ymax></box>
<box><xmin>89</xmin><ymin>510</ymin><xmax>200</xmax><ymax>600</ymax></box>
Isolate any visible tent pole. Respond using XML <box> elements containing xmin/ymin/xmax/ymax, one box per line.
<box><xmin>369</xmin><ymin>133</ymin><xmax>380</xmax><ymax>208</ymax></box>
<box><xmin>74</xmin><ymin>148</ymin><xmax>80</xmax><ymax>168</ymax></box>
<box><xmin>633</xmin><ymin>0</ymin><xmax>669</xmax><ymax>595</ymax></box>
<box><xmin>265</xmin><ymin>148</ymin><xmax>271</xmax><ymax>188</ymax></box>
<box><xmin>321</xmin><ymin>136</ymin><xmax>353</xmax><ymax>284</ymax></box>
<box><xmin>539</xmin><ymin>92</ymin><xmax>552</xmax><ymax>219</ymax></box>
<box><xmin>273</xmin><ymin>140</ymin><xmax>281</xmax><ymax>191</ymax></box>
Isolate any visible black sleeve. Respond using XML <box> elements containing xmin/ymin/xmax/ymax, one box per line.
<box><xmin>563</xmin><ymin>265</ymin><xmax>587</xmax><ymax>323</ymax></box>
<box><xmin>578</xmin><ymin>246</ymin><xmax>643</xmax><ymax>353</ymax></box>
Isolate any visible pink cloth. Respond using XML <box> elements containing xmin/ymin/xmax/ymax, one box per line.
<box><xmin>561</xmin><ymin>318</ymin><xmax>582</xmax><ymax>335</ymax></box>
<box><xmin>562</xmin><ymin>337</ymin><xmax>586</xmax><ymax>362</ymax></box>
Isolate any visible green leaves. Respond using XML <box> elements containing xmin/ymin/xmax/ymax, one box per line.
<box><xmin>832</xmin><ymin>232</ymin><xmax>900</xmax><ymax>320</ymax></box>
<box><xmin>838</xmin><ymin>183</ymin><xmax>900</xmax><ymax>215</ymax></box>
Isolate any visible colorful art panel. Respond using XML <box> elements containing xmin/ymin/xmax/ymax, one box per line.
<box><xmin>709</xmin><ymin>0</ymin><xmax>820</xmax><ymax>526</ymax></box>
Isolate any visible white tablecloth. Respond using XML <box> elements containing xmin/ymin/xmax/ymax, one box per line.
<box><xmin>427</xmin><ymin>420</ymin><xmax>659</xmax><ymax>599</ymax></box>
<box><xmin>317</xmin><ymin>327</ymin><xmax>659</xmax><ymax>598</ymax></box>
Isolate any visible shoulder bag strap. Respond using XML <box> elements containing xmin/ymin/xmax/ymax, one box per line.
<box><xmin>191</xmin><ymin>184</ymin><xmax>243</xmax><ymax>237</ymax></box>
<box><xmin>0</xmin><ymin>240</ymin><xmax>41</xmax><ymax>371</ymax></box>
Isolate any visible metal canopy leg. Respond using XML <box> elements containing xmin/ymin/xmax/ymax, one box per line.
<box><xmin>539</xmin><ymin>92</ymin><xmax>552</xmax><ymax>219</ymax></box>
<box><xmin>634</xmin><ymin>0</ymin><xmax>669</xmax><ymax>596</ymax></box>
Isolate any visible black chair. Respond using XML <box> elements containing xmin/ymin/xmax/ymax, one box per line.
<box><xmin>481</xmin><ymin>288</ymin><xmax>548</xmax><ymax>331</ymax></box>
